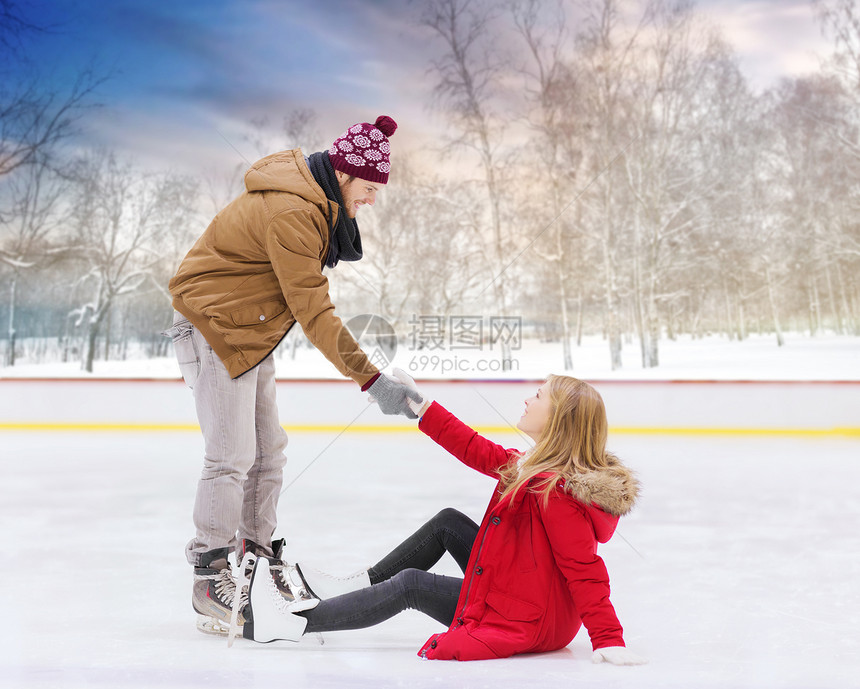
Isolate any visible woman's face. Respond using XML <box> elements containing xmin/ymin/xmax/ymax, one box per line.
<box><xmin>516</xmin><ymin>381</ymin><xmax>553</xmax><ymax>441</ymax></box>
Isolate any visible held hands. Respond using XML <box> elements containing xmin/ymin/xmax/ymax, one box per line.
<box><xmin>367</xmin><ymin>371</ymin><xmax>424</xmax><ymax>419</ymax></box>
<box><xmin>391</xmin><ymin>368</ymin><xmax>431</xmax><ymax>416</ymax></box>
<box><xmin>592</xmin><ymin>646</ymin><xmax>648</xmax><ymax>666</ymax></box>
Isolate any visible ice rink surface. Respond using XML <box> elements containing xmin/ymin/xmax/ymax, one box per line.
<box><xmin>2</xmin><ymin>381</ymin><xmax>859</xmax><ymax>689</ymax></box>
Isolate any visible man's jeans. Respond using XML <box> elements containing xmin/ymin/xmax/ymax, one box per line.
<box><xmin>167</xmin><ymin>313</ymin><xmax>287</xmax><ymax>566</ymax></box>
<box><xmin>302</xmin><ymin>508</ymin><xmax>479</xmax><ymax>632</ymax></box>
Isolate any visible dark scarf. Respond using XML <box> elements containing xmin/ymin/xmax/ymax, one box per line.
<box><xmin>306</xmin><ymin>151</ymin><xmax>363</xmax><ymax>268</ymax></box>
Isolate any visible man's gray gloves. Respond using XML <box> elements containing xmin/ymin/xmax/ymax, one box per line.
<box><xmin>391</xmin><ymin>368</ymin><xmax>428</xmax><ymax>416</ymax></box>
<box><xmin>367</xmin><ymin>372</ymin><xmax>424</xmax><ymax>419</ymax></box>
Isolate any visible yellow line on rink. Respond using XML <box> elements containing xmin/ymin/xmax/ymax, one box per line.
<box><xmin>0</xmin><ymin>422</ymin><xmax>857</xmax><ymax>437</ymax></box>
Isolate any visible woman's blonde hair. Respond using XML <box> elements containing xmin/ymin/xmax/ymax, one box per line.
<box><xmin>498</xmin><ymin>375</ymin><xmax>616</xmax><ymax>506</ymax></box>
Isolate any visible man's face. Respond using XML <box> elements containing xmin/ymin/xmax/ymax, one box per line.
<box><xmin>336</xmin><ymin>172</ymin><xmax>382</xmax><ymax>218</ymax></box>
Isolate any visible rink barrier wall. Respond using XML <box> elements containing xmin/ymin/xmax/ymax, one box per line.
<box><xmin>0</xmin><ymin>378</ymin><xmax>858</xmax><ymax>437</ymax></box>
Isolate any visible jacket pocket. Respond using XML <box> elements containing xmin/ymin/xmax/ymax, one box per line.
<box><xmin>484</xmin><ymin>590</ymin><xmax>543</xmax><ymax>623</ymax></box>
<box><xmin>229</xmin><ymin>300</ymin><xmax>288</xmax><ymax>326</ymax></box>
<box><xmin>472</xmin><ymin>589</ymin><xmax>544</xmax><ymax>659</ymax></box>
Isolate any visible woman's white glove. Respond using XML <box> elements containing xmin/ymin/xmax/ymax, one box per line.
<box><xmin>391</xmin><ymin>367</ymin><xmax>427</xmax><ymax>416</ymax></box>
<box><xmin>592</xmin><ymin>646</ymin><xmax>648</xmax><ymax>665</ymax></box>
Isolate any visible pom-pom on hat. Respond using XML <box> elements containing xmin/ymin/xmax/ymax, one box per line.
<box><xmin>328</xmin><ymin>115</ymin><xmax>397</xmax><ymax>184</ymax></box>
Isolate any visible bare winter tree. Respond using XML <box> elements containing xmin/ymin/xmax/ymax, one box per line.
<box><xmin>814</xmin><ymin>0</ymin><xmax>860</xmax><ymax>321</ymax></box>
<box><xmin>0</xmin><ymin>154</ymin><xmax>69</xmax><ymax>365</ymax></box>
<box><xmin>0</xmin><ymin>1</ymin><xmax>107</xmax><ymax>364</ymax></box>
<box><xmin>565</xmin><ymin>0</ymin><xmax>652</xmax><ymax>370</ymax></box>
<box><xmin>69</xmin><ymin>153</ymin><xmax>197</xmax><ymax>372</ymax></box>
<box><xmin>0</xmin><ymin>0</ymin><xmax>102</xmax><ymax>231</ymax></box>
<box><xmin>422</xmin><ymin>0</ymin><xmax>518</xmax><ymax>368</ymax></box>
<box><xmin>770</xmin><ymin>75</ymin><xmax>860</xmax><ymax>336</ymax></box>
<box><xmin>815</xmin><ymin>0</ymin><xmax>860</xmax><ymax>90</ymax></box>
<box><xmin>692</xmin><ymin>60</ymin><xmax>779</xmax><ymax>344</ymax></box>
<box><xmin>512</xmin><ymin>0</ymin><xmax>584</xmax><ymax>370</ymax></box>
<box><xmin>0</xmin><ymin>0</ymin><xmax>41</xmax><ymax>62</ymax></box>
<box><xmin>0</xmin><ymin>68</ymin><xmax>101</xmax><ymax>183</ymax></box>
<box><xmin>337</xmin><ymin>177</ymin><xmax>417</xmax><ymax>331</ymax></box>
<box><xmin>0</xmin><ymin>0</ymin><xmax>103</xmax><ymax>184</ymax></box>
<box><xmin>619</xmin><ymin>2</ymin><xmax>749</xmax><ymax>367</ymax></box>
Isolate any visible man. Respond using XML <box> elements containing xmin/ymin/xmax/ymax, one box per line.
<box><xmin>165</xmin><ymin>115</ymin><xmax>419</xmax><ymax>635</ymax></box>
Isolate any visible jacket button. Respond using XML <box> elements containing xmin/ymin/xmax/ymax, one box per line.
<box><xmin>430</xmin><ymin>639</ymin><xmax>437</xmax><ymax>648</ymax></box>
<box><xmin>475</xmin><ymin>566</ymin><xmax>483</xmax><ymax>575</ymax></box>
<box><xmin>491</xmin><ymin>517</ymin><xmax>500</xmax><ymax>525</ymax></box>
<box><xmin>259</xmin><ymin>315</ymin><xmax>266</xmax><ymax>321</ymax></box>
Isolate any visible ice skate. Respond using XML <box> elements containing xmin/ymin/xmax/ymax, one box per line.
<box><xmin>243</xmin><ymin>557</ymin><xmax>310</xmax><ymax>643</ymax></box>
<box><xmin>239</xmin><ymin>538</ymin><xmax>318</xmax><ymax>612</ymax></box>
<box><xmin>294</xmin><ymin>562</ymin><xmax>371</xmax><ymax>599</ymax></box>
<box><xmin>192</xmin><ymin>548</ymin><xmax>247</xmax><ymax>636</ymax></box>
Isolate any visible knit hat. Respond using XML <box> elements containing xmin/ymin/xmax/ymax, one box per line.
<box><xmin>328</xmin><ymin>115</ymin><xmax>397</xmax><ymax>184</ymax></box>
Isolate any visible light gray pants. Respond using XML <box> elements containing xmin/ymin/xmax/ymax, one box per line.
<box><xmin>168</xmin><ymin>313</ymin><xmax>288</xmax><ymax>567</ymax></box>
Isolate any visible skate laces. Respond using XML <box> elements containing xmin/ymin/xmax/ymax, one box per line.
<box><xmin>314</xmin><ymin>567</ymin><xmax>364</xmax><ymax>584</ymax></box>
<box><xmin>263</xmin><ymin>563</ymin><xmax>299</xmax><ymax>615</ymax></box>
<box><xmin>212</xmin><ymin>568</ymin><xmax>247</xmax><ymax>609</ymax></box>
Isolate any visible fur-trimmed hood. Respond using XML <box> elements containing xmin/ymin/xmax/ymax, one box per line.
<box><xmin>563</xmin><ymin>455</ymin><xmax>640</xmax><ymax>518</ymax></box>
<box><xmin>504</xmin><ymin>455</ymin><xmax>639</xmax><ymax>543</ymax></box>
<box><xmin>552</xmin><ymin>456</ymin><xmax>639</xmax><ymax>544</ymax></box>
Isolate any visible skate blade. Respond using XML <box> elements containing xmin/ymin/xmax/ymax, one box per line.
<box><xmin>228</xmin><ymin>552</ymin><xmax>255</xmax><ymax>647</ymax></box>
<box><xmin>196</xmin><ymin>614</ymin><xmax>230</xmax><ymax>636</ymax></box>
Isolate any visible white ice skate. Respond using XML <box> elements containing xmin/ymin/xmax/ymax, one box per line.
<box><xmin>244</xmin><ymin>556</ymin><xmax>316</xmax><ymax>643</ymax></box>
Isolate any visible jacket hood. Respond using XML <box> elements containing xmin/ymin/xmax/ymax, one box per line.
<box><xmin>566</xmin><ymin>455</ymin><xmax>639</xmax><ymax>517</ymax></box>
<box><xmin>504</xmin><ymin>456</ymin><xmax>639</xmax><ymax>543</ymax></box>
<box><xmin>566</xmin><ymin>456</ymin><xmax>639</xmax><ymax>542</ymax></box>
<box><xmin>243</xmin><ymin>149</ymin><xmax>329</xmax><ymax>214</ymax></box>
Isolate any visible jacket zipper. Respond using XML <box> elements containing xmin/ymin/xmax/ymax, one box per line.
<box><xmin>454</xmin><ymin>505</ymin><xmax>498</xmax><ymax>626</ymax></box>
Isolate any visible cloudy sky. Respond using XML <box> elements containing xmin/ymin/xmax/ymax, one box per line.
<box><xmin>11</xmin><ymin>0</ymin><xmax>836</xmax><ymax>178</ymax></box>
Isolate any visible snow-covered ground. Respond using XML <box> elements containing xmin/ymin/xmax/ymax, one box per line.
<box><xmin>1</xmin><ymin>332</ymin><xmax>858</xmax><ymax>381</ymax></box>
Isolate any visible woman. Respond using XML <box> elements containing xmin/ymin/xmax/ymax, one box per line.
<box><xmin>238</xmin><ymin>372</ymin><xmax>645</xmax><ymax>665</ymax></box>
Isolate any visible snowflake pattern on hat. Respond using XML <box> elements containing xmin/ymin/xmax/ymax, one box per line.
<box><xmin>327</xmin><ymin>115</ymin><xmax>398</xmax><ymax>184</ymax></box>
